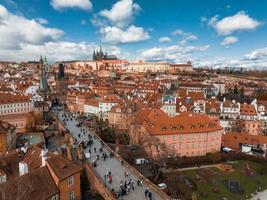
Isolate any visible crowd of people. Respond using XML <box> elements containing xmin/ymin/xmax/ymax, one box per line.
<box><xmin>54</xmin><ymin>107</ymin><xmax>156</xmax><ymax>200</ymax></box>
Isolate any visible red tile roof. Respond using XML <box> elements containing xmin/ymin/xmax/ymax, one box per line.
<box><xmin>133</xmin><ymin>108</ymin><xmax>222</xmax><ymax>135</ymax></box>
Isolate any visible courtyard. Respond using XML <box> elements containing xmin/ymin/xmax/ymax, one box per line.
<box><xmin>159</xmin><ymin>160</ymin><xmax>267</xmax><ymax>200</ymax></box>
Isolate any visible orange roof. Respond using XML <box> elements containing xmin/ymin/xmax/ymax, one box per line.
<box><xmin>222</xmin><ymin>133</ymin><xmax>267</xmax><ymax>149</ymax></box>
<box><xmin>240</xmin><ymin>104</ymin><xmax>256</xmax><ymax>116</ymax></box>
<box><xmin>0</xmin><ymin>93</ymin><xmax>30</xmax><ymax>104</ymax></box>
<box><xmin>84</xmin><ymin>99</ymin><xmax>99</xmax><ymax>107</ymax></box>
<box><xmin>133</xmin><ymin>108</ymin><xmax>222</xmax><ymax>135</ymax></box>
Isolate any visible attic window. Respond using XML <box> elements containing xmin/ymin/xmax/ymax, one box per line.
<box><xmin>172</xmin><ymin>126</ymin><xmax>176</xmax><ymax>130</ymax></box>
<box><xmin>162</xmin><ymin>127</ymin><xmax>167</xmax><ymax>131</ymax></box>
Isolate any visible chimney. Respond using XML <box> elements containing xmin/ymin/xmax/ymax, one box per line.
<box><xmin>40</xmin><ymin>149</ymin><xmax>48</xmax><ymax>166</ymax></box>
<box><xmin>19</xmin><ymin>161</ymin><xmax>28</xmax><ymax>176</ymax></box>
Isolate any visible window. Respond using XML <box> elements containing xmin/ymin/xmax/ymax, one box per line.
<box><xmin>68</xmin><ymin>176</ymin><xmax>74</xmax><ymax>186</ymax></box>
<box><xmin>51</xmin><ymin>194</ymin><xmax>59</xmax><ymax>200</ymax></box>
<box><xmin>68</xmin><ymin>191</ymin><xmax>74</xmax><ymax>200</ymax></box>
<box><xmin>173</xmin><ymin>135</ymin><xmax>176</xmax><ymax>141</ymax></box>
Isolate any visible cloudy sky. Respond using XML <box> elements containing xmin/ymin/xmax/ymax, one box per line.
<box><xmin>0</xmin><ymin>0</ymin><xmax>267</xmax><ymax>68</ymax></box>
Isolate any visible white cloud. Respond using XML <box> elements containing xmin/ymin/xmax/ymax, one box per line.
<box><xmin>36</xmin><ymin>18</ymin><xmax>48</xmax><ymax>25</ymax></box>
<box><xmin>245</xmin><ymin>47</ymin><xmax>267</xmax><ymax>60</ymax></box>
<box><xmin>159</xmin><ymin>37</ymin><xmax>171</xmax><ymax>43</ymax></box>
<box><xmin>99</xmin><ymin>0</ymin><xmax>140</xmax><ymax>28</ymax></box>
<box><xmin>0</xmin><ymin>41</ymin><xmax>126</xmax><ymax>62</ymax></box>
<box><xmin>172</xmin><ymin>29</ymin><xmax>186</xmax><ymax>36</ymax></box>
<box><xmin>100</xmin><ymin>25</ymin><xmax>149</xmax><ymax>44</ymax></box>
<box><xmin>0</xmin><ymin>5</ymin><xmax>127</xmax><ymax>62</ymax></box>
<box><xmin>92</xmin><ymin>0</ymin><xmax>149</xmax><ymax>44</ymax></box>
<box><xmin>220</xmin><ymin>36</ymin><xmax>238</xmax><ymax>46</ymax></box>
<box><xmin>0</xmin><ymin>5</ymin><xmax>64</xmax><ymax>49</ymax></box>
<box><xmin>138</xmin><ymin>44</ymin><xmax>210</xmax><ymax>63</ymax></box>
<box><xmin>196</xmin><ymin>57</ymin><xmax>267</xmax><ymax>69</ymax></box>
<box><xmin>51</xmin><ymin>0</ymin><xmax>92</xmax><ymax>11</ymax></box>
<box><xmin>208</xmin><ymin>11</ymin><xmax>262</xmax><ymax>35</ymax></box>
<box><xmin>172</xmin><ymin>29</ymin><xmax>198</xmax><ymax>45</ymax></box>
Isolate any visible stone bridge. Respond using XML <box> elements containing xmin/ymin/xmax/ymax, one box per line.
<box><xmin>53</xmin><ymin>108</ymin><xmax>171</xmax><ymax>200</ymax></box>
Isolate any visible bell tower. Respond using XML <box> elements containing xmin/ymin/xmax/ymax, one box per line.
<box><xmin>55</xmin><ymin>63</ymin><xmax>69</xmax><ymax>105</ymax></box>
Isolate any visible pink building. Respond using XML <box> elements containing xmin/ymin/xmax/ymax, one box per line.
<box><xmin>108</xmin><ymin>104</ymin><xmax>133</xmax><ymax>131</ymax></box>
<box><xmin>130</xmin><ymin>108</ymin><xmax>223</xmax><ymax>159</ymax></box>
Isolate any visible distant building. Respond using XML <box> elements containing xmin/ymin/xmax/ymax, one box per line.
<box><xmin>161</xmin><ymin>95</ymin><xmax>177</xmax><ymax>117</ymax></box>
<box><xmin>0</xmin><ymin>93</ymin><xmax>34</xmax><ymax>133</ymax></box>
<box><xmin>126</xmin><ymin>61</ymin><xmax>170</xmax><ymax>73</ymax></box>
<box><xmin>55</xmin><ymin>63</ymin><xmax>69</xmax><ymax>105</ymax></box>
<box><xmin>169</xmin><ymin>61</ymin><xmax>194</xmax><ymax>73</ymax></box>
<box><xmin>93</xmin><ymin>46</ymin><xmax>117</xmax><ymax>61</ymax></box>
<box><xmin>108</xmin><ymin>104</ymin><xmax>134</xmax><ymax>131</ymax></box>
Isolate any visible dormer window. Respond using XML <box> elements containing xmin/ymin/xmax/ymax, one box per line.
<box><xmin>172</xmin><ymin>126</ymin><xmax>176</xmax><ymax>130</ymax></box>
<box><xmin>162</xmin><ymin>127</ymin><xmax>167</xmax><ymax>131</ymax></box>
<box><xmin>68</xmin><ymin>176</ymin><xmax>74</xmax><ymax>187</ymax></box>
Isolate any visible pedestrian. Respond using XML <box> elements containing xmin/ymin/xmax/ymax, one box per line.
<box><xmin>132</xmin><ymin>182</ymin><xmax>135</xmax><ymax>190</ymax></box>
<box><xmin>108</xmin><ymin>175</ymin><xmax>112</xmax><ymax>184</ymax></box>
<box><xmin>148</xmin><ymin>191</ymin><xmax>152</xmax><ymax>200</ymax></box>
<box><xmin>144</xmin><ymin>189</ymin><xmax>148</xmax><ymax>197</ymax></box>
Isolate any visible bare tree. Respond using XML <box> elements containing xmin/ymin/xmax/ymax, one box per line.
<box><xmin>94</xmin><ymin>111</ymin><xmax>108</xmax><ymax>136</ymax></box>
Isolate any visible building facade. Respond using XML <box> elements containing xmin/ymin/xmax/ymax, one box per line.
<box><xmin>130</xmin><ymin>108</ymin><xmax>223</xmax><ymax>158</ymax></box>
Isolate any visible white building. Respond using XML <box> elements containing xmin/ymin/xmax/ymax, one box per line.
<box><xmin>84</xmin><ymin>96</ymin><xmax>120</xmax><ymax>120</ymax></box>
<box><xmin>126</xmin><ymin>61</ymin><xmax>170</xmax><ymax>73</ymax></box>
<box><xmin>0</xmin><ymin>93</ymin><xmax>33</xmax><ymax>116</ymax></box>
<box><xmin>220</xmin><ymin>99</ymin><xmax>240</xmax><ymax>131</ymax></box>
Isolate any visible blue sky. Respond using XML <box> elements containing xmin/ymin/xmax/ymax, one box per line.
<box><xmin>0</xmin><ymin>0</ymin><xmax>267</xmax><ymax>68</ymax></box>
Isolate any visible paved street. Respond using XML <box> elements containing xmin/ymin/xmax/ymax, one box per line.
<box><xmin>53</xmin><ymin>108</ymin><xmax>167</xmax><ymax>200</ymax></box>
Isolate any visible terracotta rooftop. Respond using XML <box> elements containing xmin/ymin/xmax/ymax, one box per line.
<box><xmin>0</xmin><ymin>93</ymin><xmax>30</xmax><ymax>104</ymax></box>
<box><xmin>46</xmin><ymin>155</ymin><xmax>81</xmax><ymax>181</ymax></box>
<box><xmin>133</xmin><ymin>108</ymin><xmax>222</xmax><ymax>135</ymax></box>
<box><xmin>222</xmin><ymin>133</ymin><xmax>267</xmax><ymax>149</ymax></box>
<box><xmin>240</xmin><ymin>104</ymin><xmax>257</xmax><ymax>116</ymax></box>
<box><xmin>0</xmin><ymin>166</ymin><xmax>59</xmax><ymax>200</ymax></box>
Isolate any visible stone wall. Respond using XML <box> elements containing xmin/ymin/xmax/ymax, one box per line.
<box><xmin>83</xmin><ymin>162</ymin><xmax>116</xmax><ymax>200</ymax></box>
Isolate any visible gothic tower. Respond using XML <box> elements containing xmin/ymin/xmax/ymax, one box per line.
<box><xmin>55</xmin><ymin>63</ymin><xmax>69</xmax><ymax>105</ymax></box>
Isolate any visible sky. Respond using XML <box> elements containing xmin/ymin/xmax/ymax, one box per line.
<box><xmin>0</xmin><ymin>0</ymin><xmax>267</xmax><ymax>68</ymax></box>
